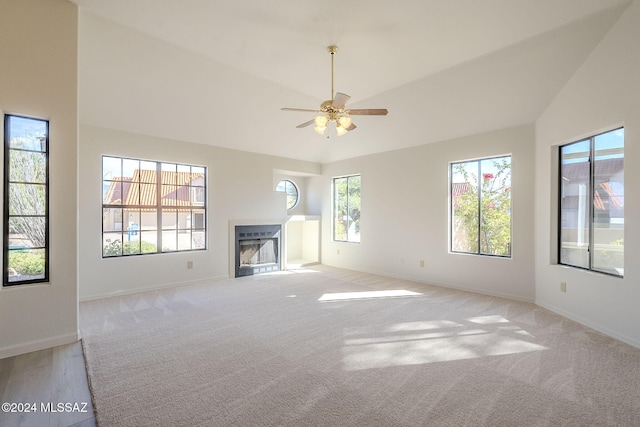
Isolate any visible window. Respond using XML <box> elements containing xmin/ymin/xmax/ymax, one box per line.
<box><xmin>451</xmin><ymin>156</ymin><xmax>511</xmax><ymax>257</ymax></box>
<box><xmin>559</xmin><ymin>128</ymin><xmax>624</xmax><ymax>276</ymax></box>
<box><xmin>333</xmin><ymin>175</ymin><xmax>361</xmax><ymax>242</ymax></box>
<box><xmin>275</xmin><ymin>179</ymin><xmax>299</xmax><ymax>210</ymax></box>
<box><xmin>3</xmin><ymin>115</ymin><xmax>49</xmax><ymax>286</ymax></box>
<box><xmin>102</xmin><ymin>156</ymin><xmax>206</xmax><ymax>257</ymax></box>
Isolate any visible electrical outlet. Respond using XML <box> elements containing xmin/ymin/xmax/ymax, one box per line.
<box><xmin>337</xmin><ymin>249</ymin><xmax>340</xmax><ymax>255</ymax></box>
<box><xmin>187</xmin><ymin>261</ymin><xmax>193</xmax><ymax>269</ymax></box>
<box><xmin>420</xmin><ymin>259</ymin><xmax>425</xmax><ymax>268</ymax></box>
<box><xmin>560</xmin><ymin>282</ymin><xmax>566</xmax><ymax>292</ymax></box>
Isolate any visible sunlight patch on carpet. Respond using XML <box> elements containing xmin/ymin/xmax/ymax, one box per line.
<box><xmin>342</xmin><ymin>316</ymin><xmax>547</xmax><ymax>370</ymax></box>
<box><xmin>318</xmin><ymin>289</ymin><xmax>422</xmax><ymax>302</ymax></box>
<box><xmin>467</xmin><ymin>315</ymin><xmax>510</xmax><ymax>324</ymax></box>
<box><xmin>384</xmin><ymin>320</ymin><xmax>463</xmax><ymax>332</ymax></box>
<box><xmin>343</xmin><ymin>333</ymin><xmax>547</xmax><ymax>370</ymax></box>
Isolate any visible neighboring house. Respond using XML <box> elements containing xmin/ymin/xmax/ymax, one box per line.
<box><xmin>560</xmin><ymin>157</ymin><xmax>624</xmax><ymax>272</ymax></box>
<box><xmin>103</xmin><ymin>169</ymin><xmax>205</xmax><ymax>236</ymax></box>
<box><xmin>451</xmin><ymin>182</ymin><xmax>472</xmax><ymax>252</ymax></box>
<box><xmin>560</xmin><ymin>157</ymin><xmax>624</xmax><ymax>229</ymax></box>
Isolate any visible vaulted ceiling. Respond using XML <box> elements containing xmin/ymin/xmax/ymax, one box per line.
<box><xmin>72</xmin><ymin>0</ymin><xmax>632</xmax><ymax>163</ymax></box>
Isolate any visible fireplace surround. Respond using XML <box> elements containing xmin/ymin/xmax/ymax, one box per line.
<box><xmin>234</xmin><ymin>224</ymin><xmax>281</xmax><ymax>277</ymax></box>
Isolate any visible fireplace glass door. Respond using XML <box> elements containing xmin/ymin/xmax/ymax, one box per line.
<box><xmin>235</xmin><ymin>224</ymin><xmax>281</xmax><ymax>277</ymax></box>
<box><xmin>239</xmin><ymin>239</ymin><xmax>278</xmax><ymax>267</ymax></box>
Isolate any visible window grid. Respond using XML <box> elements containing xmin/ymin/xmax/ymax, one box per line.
<box><xmin>3</xmin><ymin>114</ymin><xmax>50</xmax><ymax>286</ymax></box>
<box><xmin>102</xmin><ymin>156</ymin><xmax>206</xmax><ymax>257</ymax></box>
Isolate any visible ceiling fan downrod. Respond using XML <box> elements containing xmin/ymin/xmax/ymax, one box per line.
<box><xmin>328</xmin><ymin>45</ymin><xmax>338</xmax><ymax>100</ymax></box>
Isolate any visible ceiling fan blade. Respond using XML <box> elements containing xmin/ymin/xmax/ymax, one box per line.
<box><xmin>346</xmin><ymin>108</ymin><xmax>388</xmax><ymax>116</ymax></box>
<box><xmin>296</xmin><ymin>119</ymin><xmax>316</xmax><ymax>128</ymax></box>
<box><xmin>346</xmin><ymin>123</ymin><xmax>357</xmax><ymax>131</ymax></box>
<box><xmin>281</xmin><ymin>107</ymin><xmax>322</xmax><ymax>113</ymax></box>
<box><xmin>332</xmin><ymin>92</ymin><xmax>351</xmax><ymax>109</ymax></box>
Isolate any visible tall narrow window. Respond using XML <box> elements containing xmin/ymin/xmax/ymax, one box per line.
<box><xmin>559</xmin><ymin>128</ymin><xmax>624</xmax><ymax>276</ymax></box>
<box><xmin>3</xmin><ymin>115</ymin><xmax>49</xmax><ymax>286</ymax></box>
<box><xmin>451</xmin><ymin>156</ymin><xmax>511</xmax><ymax>257</ymax></box>
<box><xmin>102</xmin><ymin>156</ymin><xmax>206</xmax><ymax>257</ymax></box>
<box><xmin>333</xmin><ymin>175</ymin><xmax>361</xmax><ymax>242</ymax></box>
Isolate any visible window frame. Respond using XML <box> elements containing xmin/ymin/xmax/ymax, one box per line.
<box><xmin>3</xmin><ymin>114</ymin><xmax>50</xmax><ymax>286</ymax></box>
<box><xmin>276</xmin><ymin>179</ymin><xmax>299</xmax><ymax>210</ymax></box>
<box><xmin>450</xmin><ymin>155</ymin><xmax>512</xmax><ymax>258</ymax></box>
<box><xmin>332</xmin><ymin>174</ymin><xmax>361</xmax><ymax>243</ymax></box>
<box><xmin>558</xmin><ymin>127</ymin><xmax>624</xmax><ymax>277</ymax></box>
<box><xmin>101</xmin><ymin>155</ymin><xmax>207</xmax><ymax>258</ymax></box>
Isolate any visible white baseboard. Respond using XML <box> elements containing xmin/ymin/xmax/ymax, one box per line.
<box><xmin>414</xmin><ymin>275</ymin><xmax>535</xmax><ymax>303</ymax></box>
<box><xmin>535</xmin><ymin>300</ymin><xmax>640</xmax><ymax>350</ymax></box>
<box><xmin>0</xmin><ymin>332</ymin><xmax>79</xmax><ymax>359</ymax></box>
<box><xmin>333</xmin><ymin>264</ymin><xmax>535</xmax><ymax>303</ymax></box>
<box><xmin>79</xmin><ymin>275</ymin><xmax>229</xmax><ymax>302</ymax></box>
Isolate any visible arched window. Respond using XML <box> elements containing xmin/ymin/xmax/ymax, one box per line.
<box><xmin>276</xmin><ymin>180</ymin><xmax>299</xmax><ymax>210</ymax></box>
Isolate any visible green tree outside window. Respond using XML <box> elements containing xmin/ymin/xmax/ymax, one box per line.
<box><xmin>451</xmin><ymin>156</ymin><xmax>511</xmax><ymax>257</ymax></box>
<box><xmin>333</xmin><ymin>175</ymin><xmax>361</xmax><ymax>242</ymax></box>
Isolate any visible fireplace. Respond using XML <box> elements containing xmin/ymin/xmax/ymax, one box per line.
<box><xmin>235</xmin><ymin>224</ymin><xmax>281</xmax><ymax>277</ymax></box>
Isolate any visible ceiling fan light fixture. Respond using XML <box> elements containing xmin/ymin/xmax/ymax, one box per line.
<box><xmin>336</xmin><ymin>125</ymin><xmax>348</xmax><ymax>137</ymax></box>
<box><xmin>338</xmin><ymin>116</ymin><xmax>352</xmax><ymax>129</ymax></box>
<box><xmin>314</xmin><ymin>115</ymin><xmax>329</xmax><ymax>127</ymax></box>
<box><xmin>314</xmin><ymin>125</ymin><xmax>327</xmax><ymax>135</ymax></box>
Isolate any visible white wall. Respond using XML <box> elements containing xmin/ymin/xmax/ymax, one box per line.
<box><xmin>0</xmin><ymin>0</ymin><xmax>79</xmax><ymax>358</ymax></box>
<box><xmin>311</xmin><ymin>125</ymin><xmax>536</xmax><ymax>302</ymax></box>
<box><xmin>79</xmin><ymin>125</ymin><xmax>320</xmax><ymax>299</ymax></box>
<box><xmin>535</xmin><ymin>1</ymin><xmax>640</xmax><ymax>347</ymax></box>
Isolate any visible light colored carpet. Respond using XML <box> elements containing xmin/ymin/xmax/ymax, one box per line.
<box><xmin>80</xmin><ymin>266</ymin><xmax>640</xmax><ymax>426</ymax></box>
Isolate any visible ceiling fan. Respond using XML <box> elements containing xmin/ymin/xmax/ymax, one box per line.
<box><xmin>281</xmin><ymin>45</ymin><xmax>388</xmax><ymax>136</ymax></box>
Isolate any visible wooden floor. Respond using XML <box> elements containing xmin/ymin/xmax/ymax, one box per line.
<box><xmin>0</xmin><ymin>341</ymin><xmax>95</xmax><ymax>427</ymax></box>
